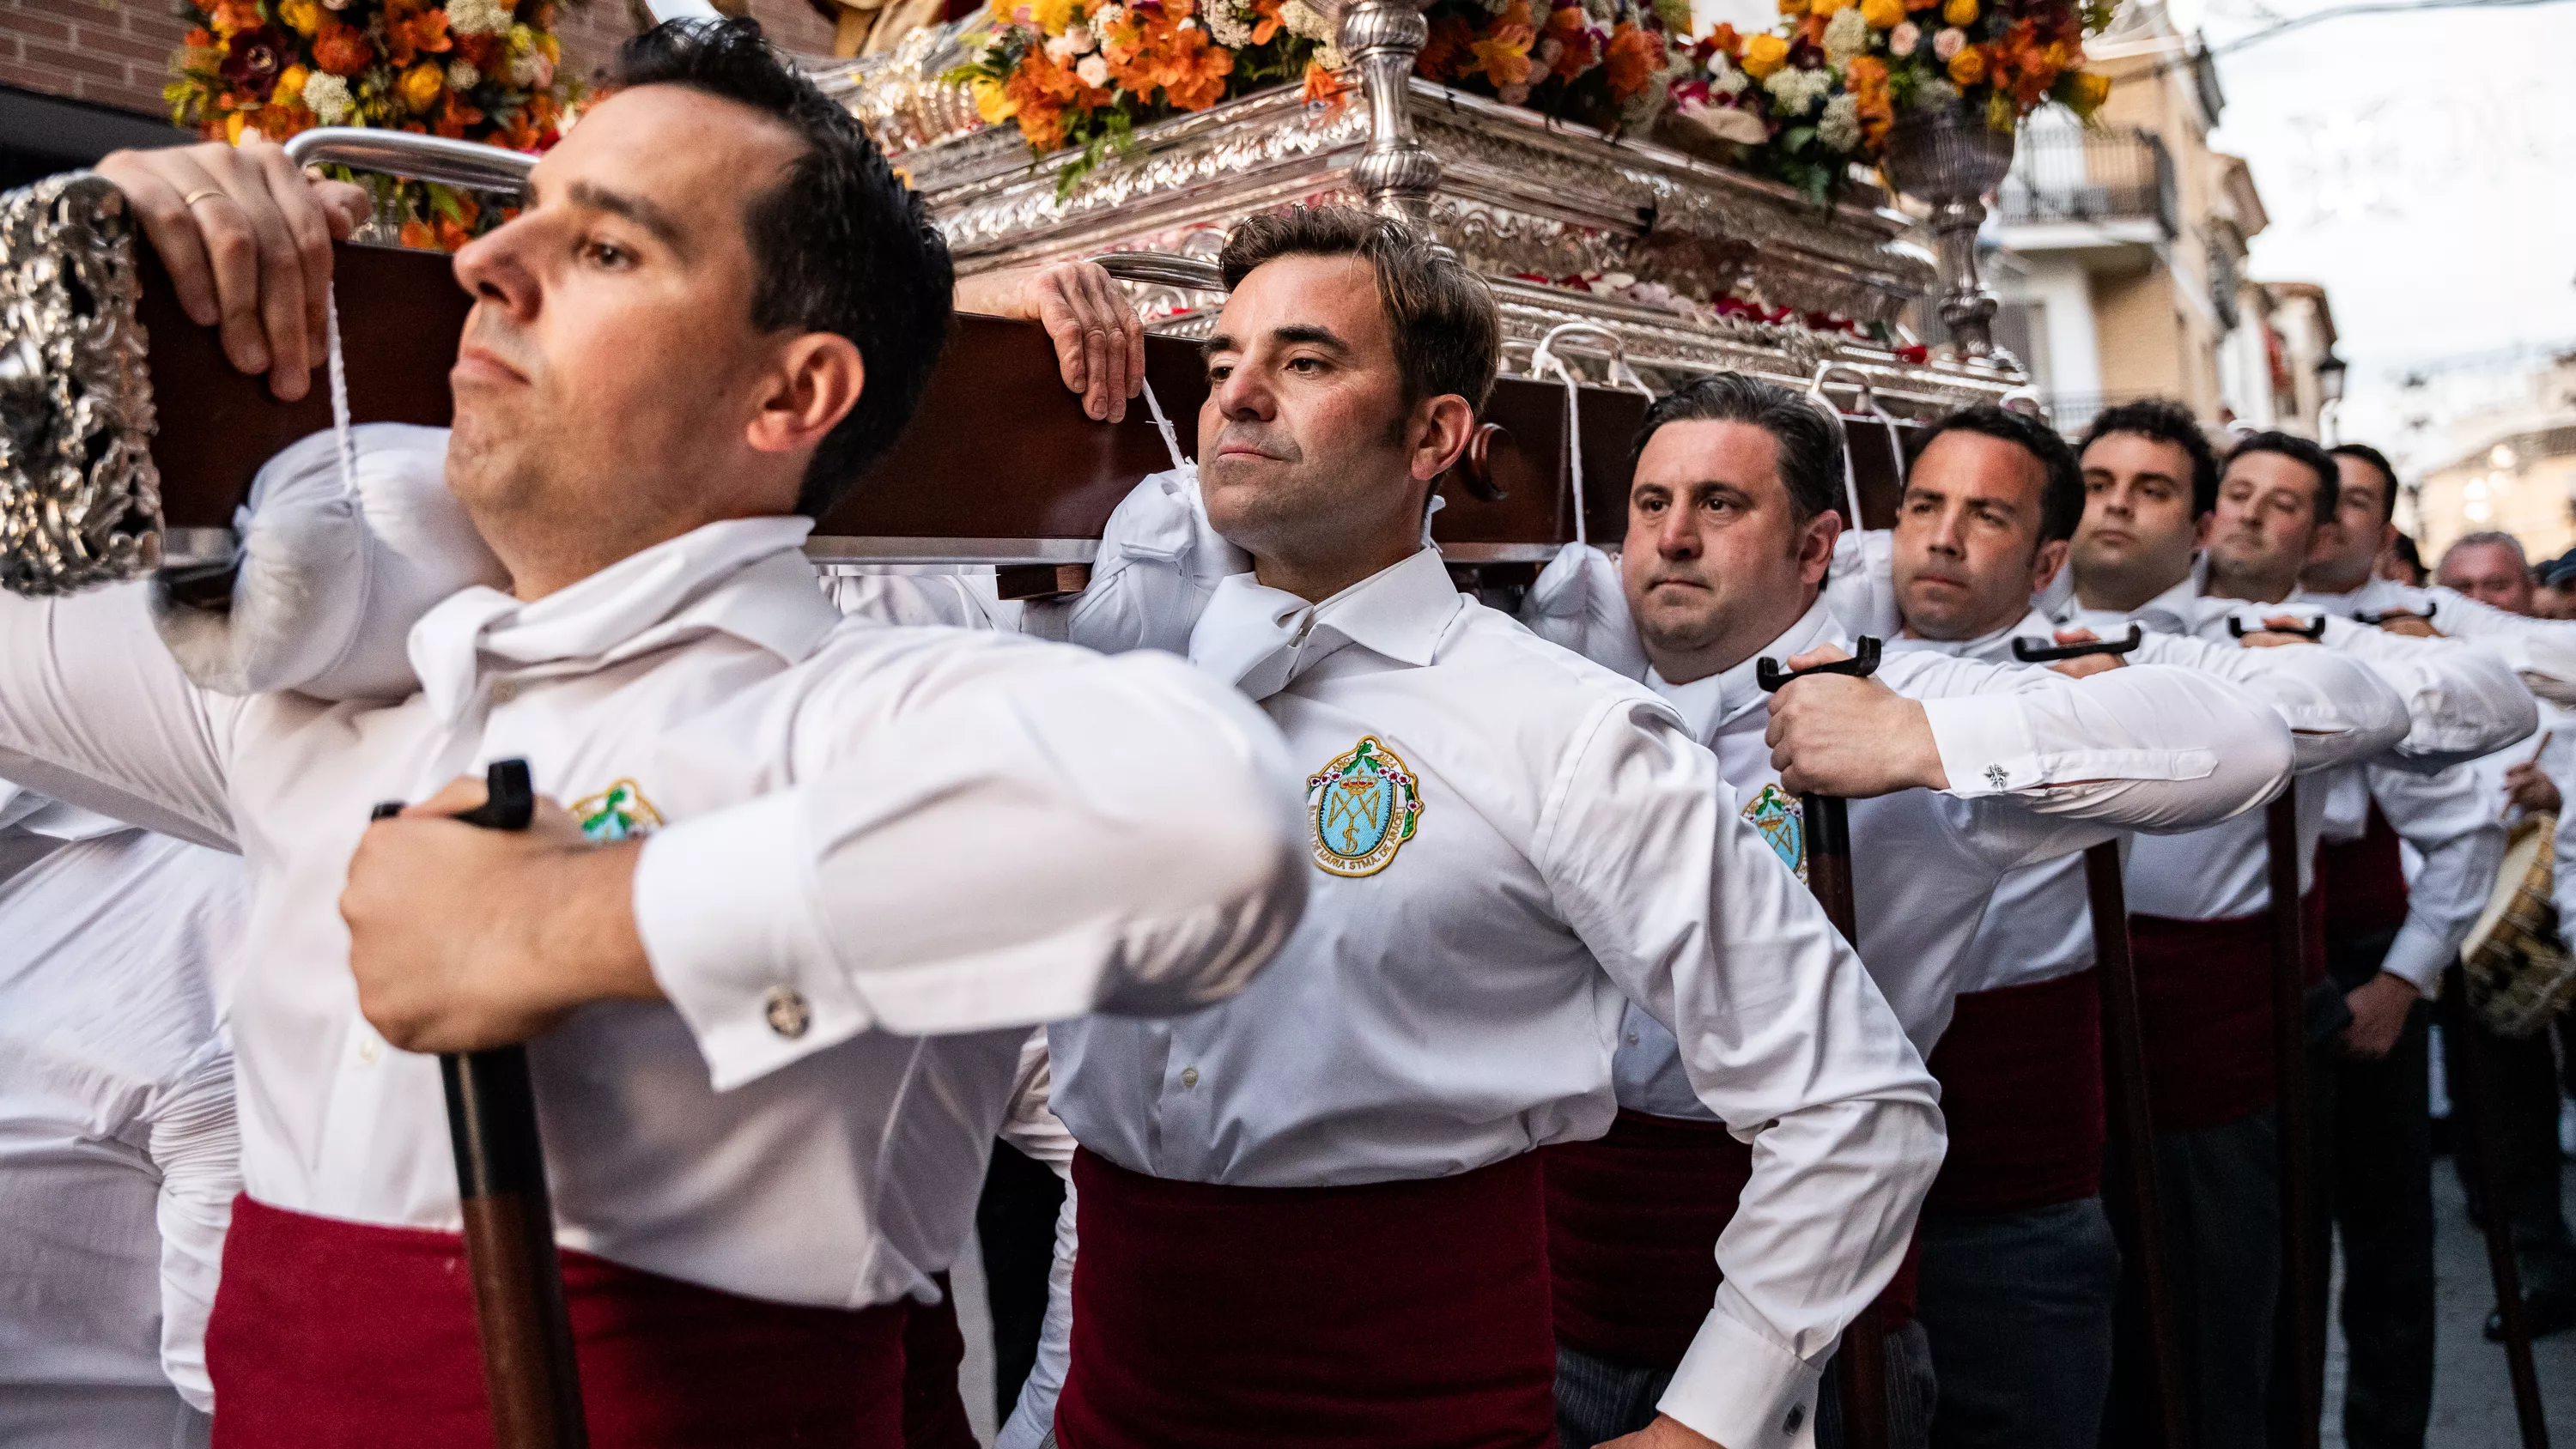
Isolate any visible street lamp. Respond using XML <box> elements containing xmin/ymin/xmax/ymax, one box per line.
<box><xmin>2316</xmin><ymin>349</ymin><xmax>2348</xmax><ymax>444</ymax></box>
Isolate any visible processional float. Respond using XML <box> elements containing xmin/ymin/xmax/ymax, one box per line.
<box><xmin>0</xmin><ymin>8</ymin><xmax>2043</xmax><ymax>1445</ymax></box>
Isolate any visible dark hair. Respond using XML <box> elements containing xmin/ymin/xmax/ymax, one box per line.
<box><xmin>1630</xmin><ymin>373</ymin><xmax>1845</xmax><ymax>527</ymax></box>
<box><xmin>2388</xmin><ymin>531</ymin><xmax>2424</xmax><ymax>583</ymax></box>
<box><xmin>2327</xmin><ymin>442</ymin><xmax>2400</xmax><ymax>523</ymax></box>
<box><xmin>2077</xmin><ymin>398</ymin><xmax>2222</xmax><ymax>518</ymax></box>
<box><xmin>1218</xmin><ymin>207</ymin><xmax>1501</xmax><ymax>412</ymax></box>
<box><xmin>2227</xmin><ymin>430</ymin><xmax>2340</xmax><ymax>524</ymax></box>
<box><xmin>1906</xmin><ymin>404</ymin><xmax>2083</xmax><ymax>546</ymax></box>
<box><xmin>613</xmin><ymin>19</ymin><xmax>954</xmax><ymax>518</ymax></box>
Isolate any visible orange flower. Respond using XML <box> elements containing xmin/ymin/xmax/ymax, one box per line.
<box><xmin>1247</xmin><ymin>0</ymin><xmax>1283</xmax><ymax>44</ymax></box>
<box><xmin>1418</xmin><ymin>10</ymin><xmax>1479</xmax><ymax>78</ymax></box>
<box><xmin>1707</xmin><ymin>21</ymin><xmax>1740</xmax><ymax>55</ymax></box>
<box><xmin>185</xmin><ymin>26</ymin><xmax>216</xmax><ymax>46</ymax></box>
<box><xmin>433</xmin><ymin>91</ymin><xmax>486</xmax><ymax>138</ymax></box>
<box><xmin>311</xmin><ymin>20</ymin><xmax>376</xmax><ymax>76</ymax></box>
<box><xmin>1467</xmin><ymin>1</ymin><xmax>1536</xmax><ymax>88</ymax></box>
<box><xmin>1544</xmin><ymin>5</ymin><xmax>1599</xmax><ymax>81</ymax></box>
<box><xmin>1303</xmin><ymin>58</ymin><xmax>1351</xmax><ymax>103</ymax></box>
<box><xmin>455</xmin><ymin>31</ymin><xmax>507</xmax><ymax>71</ymax></box>
<box><xmin>399</xmin><ymin>59</ymin><xmax>447</xmax><ymax>112</ymax></box>
<box><xmin>1604</xmin><ymin>21</ymin><xmax>1658</xmax><ymax>99</ymax></box>
<box><xmin>206</xmin><ymin>0</ymin><xmax>263</xmax><ymax>39</ymax></box>
<box><xmin>1946</xmin><ymin>44</ymin><xmax>1985</xmax><ymax>85</ymax></box>
<box><xmin>1739</xmin><ymin>32</ymin><xmax>1789</xmax><ymax>77</ymax></box>
<box><xmin>382</xmin><ymin>0</ymin><xmax>453</xmax><ymax>67</ymax></box>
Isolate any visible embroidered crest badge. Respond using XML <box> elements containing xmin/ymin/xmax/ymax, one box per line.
<box><xmin>1305</xmin><ymin>736</ymin><xmax>1424</xmax><ymax>878</ymax></box>
<box><xmin>1741</xmin><ymin>782</ymin><xmax>1807</xmax><ymax>882</ymax></box>
<box><xmin>571</xmin><ymin>779</ymin><xmax>665</xmax><ymax>843</ymax></box>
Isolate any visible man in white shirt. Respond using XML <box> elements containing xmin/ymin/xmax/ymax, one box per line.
<box><xmin>2425</xmin><ymin>537</ymin><xmax>2576</xmax><ymax>1346</ymax></box>
<box><xmin>0</xmin><ymin>794</ymin><xmax>244</xmax><ymax>1449</ymax></box>
<box><xmin>2</xmin><ymin>19</ymin><xmax>1301</xmax><ymax>1445</ymax></box>
<box><xmin>1542</xmin><ymin>391</ymin><xmax>2379</xmax><ymax>1449</ymax></box>
<box><xmin>1007</xmin><ymin>205</ymin><xmax>1953</xmax><ymax>1449</ymax></box>
<box><xmin>2058</xmin><ymin>408</ymin><xmax>2518</xmax><ymax>1449</ymax></box>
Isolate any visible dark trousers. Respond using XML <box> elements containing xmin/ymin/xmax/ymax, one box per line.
<box><xmin>2447</xmin><ymin>1011</ymin><xmax>2576</xmax><ymax>1301</ymax></box>
<box><xmin>1554</xmin><ymin>1322</ymin><xmax>1935</xmax><ymax>1449</ymax></box>
<box><xmin>2271</xmin><ymin>931</ymin><xmax>2435</xmax><ymax>1449</ymax></box>
<box><xmin>1915</xmin><ymin>1197</ymin><xmax>2119</xmax><ymax>1449</ymax></box>
<box><xmin>976</xmin><ymin>1141</ymin><xmax>1068</xmax><ymax>1423</ymax></box>
<box><xmin>2105</xmin><ymin>1111</ymin><xmax>2278</xmax><ymax>1449</ymax></box>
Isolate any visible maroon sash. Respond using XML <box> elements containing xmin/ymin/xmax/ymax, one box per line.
<box><xmin>2319</xmin><ymin>804</ymin><xmax>2410</xmax><ymax>948</ymax></box>
<box><xmin>1054</xmin><ymin>1149</ymin><xmax>1556</xmax><ymax>1449</ymax></box>
<box><xmin>1925</xmin><ymin>969</ymin><xmax>2105</xmax><ymax>1215</ymax></box>
<box><xmin>904</xmin><ymin>1273</ymin><xmax>979</xmax><ymax>1449</ymax></box>
<box><xmin>205</xmin><ymin>1194</ymin><xmax>908</xmax><ymax>1449</ymax></box>
<box><xmin>1544</xmin><ymin>1108</ymin><xmax>1753</xmax><ymax>1367</ymax></box>
<box><xmin>2129</xmin><ymin>890</ymin><xmax>2323</xmax><ymax>1133</ymax></box>
<box><xmin>1540</xmin><ymin>1108</ymin><xmax>1919</xmax><ymax>1373</ymax></box>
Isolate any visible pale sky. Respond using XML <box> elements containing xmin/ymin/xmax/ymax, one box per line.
<box><xmin>2196</xmin><ymin>0</ymin><xmax>2576</xmax><ymax>458</ymax></box>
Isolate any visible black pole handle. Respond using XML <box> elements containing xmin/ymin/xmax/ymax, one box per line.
<box><xmin>2011</xmin><ymin>622</ymin><xmax>2144</xmax><ymax>664</ymax></box>
<box><xmin>1755</xmin><ymin>635</ymin><xmax>1882</xmax><ymax>694</ymax></box>
<box><xmin>370</xmin><ymin>759</ymin><xmax>587</xmax><ymax>1449</ymax></box>
<box><xmin>2227</xmin><ymin>614</ymin><xmax>2328</xmax><ymax>640</ymax></box>
<box><xmin>2263</xmin><ymin>786</ymin><xmax>2323</xmax><ymax>1449</ymax></box>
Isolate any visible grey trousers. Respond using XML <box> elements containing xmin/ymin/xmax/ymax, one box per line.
<box><xmin>1913</xmin><ymin>1197</ymin><xmax>2120</xmax><ymax>1449</ymax></box>
<box><xmin>2105</xmin><ymin>1110</ymin><xmax>2280</xmax><ymax>1449</ymax></box>
<box><xmin>1554</xmin><ymin>1321</ymin><xmax>1935</xmax><ymax>1449</ymax></box>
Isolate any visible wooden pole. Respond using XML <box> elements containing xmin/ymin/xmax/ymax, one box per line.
<box><xmin>2442</xmin><ymin>963</ymin><xmax>2554</xmax><ymax>1449</ymax></box>
<box><xmin>374</xmin><ymin>760</ymin><xmax>587</xmax><ymax>1448</ymax></box>
<box><xmin>2085</xmin><ymin>840</ymin><xmax>2191</xmax><ymax>1449</ymax></box>
<box><xmin>2263</xmin><ymin>787</ymin><xmax>2321</xmax><ymax>1449</ymax></box>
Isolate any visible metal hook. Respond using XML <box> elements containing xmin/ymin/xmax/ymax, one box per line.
<box><xmin>1530</xmin><ymin>322</ymin><xmax>1656</xmax><ymax>550</ymax></box>
<box><xmin>1807</xmin><ymin>361</ymin><xmax>1897</xmax><ymax>530</ymax></box>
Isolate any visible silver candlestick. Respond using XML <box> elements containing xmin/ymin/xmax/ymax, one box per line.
<box><xmin>1880</xmin><ymin>107</ymin><xmax>2016</xmax><ymax>361</ymax></box>
<box><xmin>1326</xmin><ymin>0</ymin><xmax>1441</xmax><ymax>226</ymax></box>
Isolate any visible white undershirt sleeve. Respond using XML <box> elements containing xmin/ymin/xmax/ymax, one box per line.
<box><xmin>145</xmin><ymin>1038</ymin><xmax>240</xmax><ymax>1413</ymax></box>
<box><xmin>2367</xmin><ymin>761</ymin><xmax>2506</xmax><ymax>995</ymax></box>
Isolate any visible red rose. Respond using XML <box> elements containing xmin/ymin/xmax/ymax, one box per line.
<box><xmin>218</xmin><ymin>24</ymin><xmax>294</xmax><ymax>102</ymax></box>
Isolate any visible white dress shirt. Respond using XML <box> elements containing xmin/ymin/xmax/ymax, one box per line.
<box><xmin>2058</xmin><ymin>568</ymin><xmax>2526</xmax><ymax>931</ymax></box>
<box><xmin>1608</xmin><ymin>598</ymin><xmax>2300</xmax><ymax>1114</ymax></box>
<box><xmin>0</xmin><ymin>808</ymin><xmax>244</xmax><ymax>1434</ymax></box>
<box><xmin>1917</xmin><ymin>609</ymin><xmax>2415</xmax><ymax>995</ymax></box>
<box><xmin>0</xmin><ymin>489</ymin><xmax>1303</xmax><ymax>1313</ymax></box>
<box><xmin>1042</xmin><ymin>482</ymin><xmax>1944</xmax><ymax>1449</ymax></box>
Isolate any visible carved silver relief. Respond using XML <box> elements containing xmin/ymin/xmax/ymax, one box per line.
<box><xmin>0</xmin><ymin>173</ymin><xmax>161</xmax><ymax>597</ymax></box>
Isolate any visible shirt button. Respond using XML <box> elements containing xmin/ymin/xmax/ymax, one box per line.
<box><xmin>490</xmin><ymin>680</ymin><xmax>519</xmax><ymax>705</ymax></box>
<box><xmin>1625</xmin><ymin>1032</ymin><xmax>1640</xmax><ymax>1046</ymax></box>
<box><xmin>1179</xmin><ymin>1067</ymin><xmax>1200</xmax><ymax>1088</ymax></box>
<box><xmin>356</xmin><ymin>1035</ymin><xmax>380</xmax><ymax>1065</ymax></box>
<box><xmin>762</xmin><ymin>985</ymin><xmax>811</xmax><ymax>1040</ymax></box>
<box><xmin>1784</xmin><ymin>1404</ymin><xmax>1805</xmax><ymax>1434</ymax></box>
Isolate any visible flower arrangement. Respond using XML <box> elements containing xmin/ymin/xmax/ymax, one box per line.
<box><xmin>1410</xmin><ymin>0</ymin><xmax>1693</xmax><ymax>135</ymax></box>
<box><xmin>951</xmin><ymin>0</ymin><xmax>1347</xmax><ymax>196</ymax></box>
<box><xmin>166</xmin><ymin>0</ymin><xmax>580</xmax><ymax>247</ymax></box>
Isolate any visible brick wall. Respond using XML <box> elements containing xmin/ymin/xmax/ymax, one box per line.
<box><xmin>1</xmin><ymin>0</ymin><xmax>841</xmax><ymax>122</ymax></box>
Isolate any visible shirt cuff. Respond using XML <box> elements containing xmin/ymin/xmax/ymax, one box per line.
<box><xmin>1656</xmin><ymin>1297</ymin><xmax>1826</xmax><ymax>1449</ymax></box>
<box><xmin>2376</xmin><ymin>919</ymin><xmax>2453</xmax><ymax>997</ymax></box>
<box><xmin>633</xmin><ymin>791</ymin><xmax>877</xmax><ymax>1092</ymax></box>
<box><xmin>1919</xmin><ymin>694</ymin><xmax>2041</xmax><ymax>797</ymax></box>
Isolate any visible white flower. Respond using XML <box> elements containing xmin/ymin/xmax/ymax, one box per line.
<box><xmin>447</xmin><ymin>59</ymin><xmax>480</xmax><ymax>89</ymax></box>
<box><xmin>1818</xmin><ymin>92</ymin><xmax>1862</xmax><ymax>151</ymax></box>
<box><xmin>1763</xmin><ymin>64</ymin><xmax>1832</xmax><ymax>114</ymax></box>
<box><xmin>1316</xmin><ymin>41</ymin><xmax>1347</xmax><ymax>69</ymax></box>
<box><xmin>1498</xmin><ymin>81</ymin><xmax>1532</xmax><ymax>104</ymax></box>
<box><xmin>1091</xmin><ymin>3</ymin><xmax>1125</xmax><ymax>27</ymax></box>
<box><xmin>1822</xmin><ymin>5</ymin><xmax>1867</xmax><ymax>58</ymax></box>
<box><xmin>1205</xmin><ymin>3</ymin><xmax>1252</xmax><ymax>45</ymax></box>
<box><xmin>1064</xmin><ymin>23</ymin><xmax>1095</xmax><ymax>51</ymax></box>
<box><xmin>1582</xmin><ymin>0</ymin><xmax>1613</xmax><ymax>23</ymax></box>
<box><xmin>1888</xmin><ymin>21</ymin><xmax>1919</xmax><ymax>54</ymax></box>
<box><xmin>1706</xmin><ymin>59</ymin><xmax>1747</xmax><ymax>95</ymax></box>
<box><xmin>1932</xmin><ymin>25</ymin><xmax>1965</xmax><ymax>59</ymax></box>
<box><xmin>1076</xmin><ymin>52</ymin><xmax>1112</xmax><ymax>85</ymax></box>
<box><xmin>302</xmin><ymin>70</ymin><xmax>354</xmax><ymax>123</ymax></box>
<box><xmin>1916</xmin><ymin>75</ymin><xmax>1959</xmax><ymax>106</ymax></box>
<box><xmin>1534</xmin><ymin>36</ymin><xmax>1564</xmax><ymax>69</ymax></box>
<box><xmin>1279</xmin><ymin>0</ymin><xmax>1335</xmax><ymax>39</ymax></box>
<box><xmin>508</xmin><ymin>45</ymin><xmax>554</xmax><ymax>88</ymax></box>
<box><xmin>1044</xmin><ymin>33</ymin><xmax>1076</xmax><ymax>60</ymax></box>
<box><xmin>446</xmin><ymin>0</ymin><xmax>513</xmax><ymax>37</ymax></box>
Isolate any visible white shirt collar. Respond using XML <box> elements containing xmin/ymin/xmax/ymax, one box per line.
<box><xmin>1648</xmin><ymin>593</ymin><xmax>1841</xmax><ymax>743</ymax></box>
<box><xmin>1189</xmin><ymin>548</ymin><xmax>1463</xmax><ymax>700</ymax></box>
<box><xmin>410</xmin><ymin>515</ymin><xmax>835</xmax><ymax>723</ymax></box>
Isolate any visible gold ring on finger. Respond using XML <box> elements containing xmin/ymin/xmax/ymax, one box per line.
<box><xmin>181</xmin><ymin>188</ymin><xmax>225</xmax><ymax>208</ymax></box>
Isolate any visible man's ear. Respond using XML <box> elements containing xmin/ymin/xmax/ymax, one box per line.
<box><xmin>746</xmin><ymin>332</ymin><xmax>866</xmax><ymax>459</ymax></box>
<box><xmin>1408</xmin><ymin>394</ymin><xmax>1478</xmax><ymax>483</ymax></box>
<box><xmin>2192</xmin><ymin>510</ymin><xmax>2215</xmax><ymax>552</ymax></box>
<box><xmin>2029</xmin><ymin>537</ymin><xmax>2070</xmax><ymax>594</ymax></box>
<box><xmin>1796</xmin><ymin>506</ymin><xmax>1844</xmax><ymax>587</ymax></box>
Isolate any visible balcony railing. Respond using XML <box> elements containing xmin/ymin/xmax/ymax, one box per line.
<box><xmin>1996</xmin><ymin>128</ymin><xmax>2179</xmax><ymax>239</ymax></box>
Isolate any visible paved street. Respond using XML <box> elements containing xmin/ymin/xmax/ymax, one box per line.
<box><xmin>2325</xmin><ymin>1159</ymin><xmax>2575</xmax><ymax>1449</ymax></box>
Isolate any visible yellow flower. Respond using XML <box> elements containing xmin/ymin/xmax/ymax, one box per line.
<box><xmin>1810</xmin><ymin>0</ymin><xmax>1854</xmax><ymax>15</ymax></box>
<box><xmin>1860</xmin><ymin>0</ymin><xmax>1904</xmax><ymax>26</ymax></box>
<box><xmin>1941</xmin><ymin>0</ymin><xmax>1976</xmax><ymax>25</ymax></box>
<box><xmin>276</xmin><ymin>64</ymin><xmax>309</xmax><ymax>100</ymax></box>
<box><xmin>277</xmin><ymin>0</ymin><xmax>321</xmax><ymax>33</ymax></box>
<box><xmin>1777</xmin><ymin>0</ymin><xmax>1807</xmax><ymax>14</ymax></box>
<box><xmin>1740</xmin><ymin>32</ymin><xmax>1790</xmax><ymax>76</ymax></box>
<box><xmin>973</xmin><ymin>76</ymin><xmax>1018</xmax><ymax>122</ymax></box>
<box><xmin>224</xmin><ymin>112</ymin><xmax>252</xmax><ymax>143</ymax></box>
<box><xmin>1946</xmin><ymin>44</ymin><xmax>1985</xmax><ymax>84</ymax></box>
<box><xmin>399</xmin><ymin>60</ymin><xmax>447</xmax><ymax>112</ymax></box>
<box><xmin>2069</xmin><ymin>69</ymin><xmax>2110</xmax><ymax>112</ymax></box>
<box><xmin>1029</xmin><ymin>0</ymin><xmax>1076</xmax><ymax>33</ymax></box>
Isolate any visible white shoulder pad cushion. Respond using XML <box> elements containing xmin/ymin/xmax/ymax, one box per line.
<box><xmin>151</xmin><ymin>423</ymin><xmax>507</xmax><ymax>700</ymax></box>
